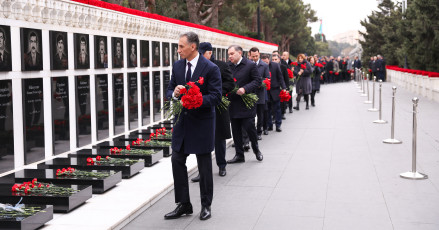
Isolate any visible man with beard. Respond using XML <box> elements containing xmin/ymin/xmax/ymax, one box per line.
<box><xmin>77</xmin><ymin>36</ymin><xmax>89</xmax><ymax>69</ymax></box>
<box><xmin>24</xmin><ymin>31</ymin><xmax>42</xmax><ymax>71</ymax></box>
<box><xmin>0</xmin><ymin>27</ymin><xmax>11</xmax><ymax>71</ymax></box>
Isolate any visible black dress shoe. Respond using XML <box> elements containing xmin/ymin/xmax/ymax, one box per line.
<box><xmin>289</xmin><ymin>108</ymin><xmax>293</xmax><ymax>113</ymax></box>
<box><xmin>254</xmin><ymin>151</ymin><xmax>263</xmax><ymax>161</ymax></box>
<box><xmin>282</xmin><ymin>115</ymin><xmax>286</xmax><ymax>120</ymax></box>
<box><xmin>164</xmin><ymin>203</ymin><xmax>193</xmax><ymax>219</ymax></box>
<box><xmin>243</xmin><ymin>144</ymin><xmax>250</xmax><ymax>152</ymax></box>
<box><xmin>200</xmin><ymin>206</ymin><xmax>211</xmax><ymax>220</ymax></box>
<box><xmin>227</xmin><ymin>155</ymin><xmax>245</xmax><ymax>164</ymax></box>
<box><xmin>257</xmin><ymin>135</ymin><xmax>262</xmax><ymax>140</ymax></box>
<box><xmin>306</xmin><ymin>105</ymin><xmax>309</xmax><ymax>110</ymax></box>
<box><xmin>276</xmin><ymin>127</ymin><xmax>282</xmax><ymax>132</ymax></box>
<box><xmin>267</xmin><ymin>127</ymin><xmax>273</xmax><ymax>131</ymax></box>
<box><xmin>263</xmin><ymin>130</ymin><xmax>269</xmax><ymax>135</ymax></box>
<box><xmin>219</xmin><ymin>168</ymin><xmax>226</xmax><ymax>177</ymax></box>
<box><xmin>232</xmin><ymin>143</ymin><xmax>235</xmax><ymax>147</ymax></box>
<box><xmin>311</xmin><ymin>103</ymin><xmax>315</xmax><ymax>107</ymax></box>
<box><xmin>191</xmin><ymin>174</ymin><xmax>200</xmax><ymax>183</ymax></box>
<box><xmin>293</xmin><ymin>106</ymin><xmax>299</xmax><ymax>111</ymax></box>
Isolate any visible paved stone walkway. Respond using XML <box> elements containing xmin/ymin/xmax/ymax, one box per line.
<box><xmin>123</xmin><ymin>81</ymin><xmax>439</xmax><ymax>230</ymax></box>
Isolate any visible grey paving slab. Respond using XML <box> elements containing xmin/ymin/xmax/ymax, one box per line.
<box><xmin>123</xmin><ymin>81</ymin><xmax>439</xmax><ymax>230</ymax></box>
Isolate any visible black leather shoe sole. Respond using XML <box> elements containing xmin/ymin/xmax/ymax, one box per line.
<box><xmin>227</xmin><ymin>158</ymin><xmax>245</xmax><ymax>164</ymax></box>
<box><xmin>219</xmin><ymin>169</ymin><xmax>226</xmax><ymax>177</ymax></box>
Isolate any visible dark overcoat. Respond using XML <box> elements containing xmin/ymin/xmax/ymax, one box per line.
<box><xmin>293</xmin><ymin>61</ymin><xmax>312</xmax><ymax>94</ymax></box>
<box><xmin>268</xmin><ymin>62</ymin><xmax>286</xmax><ymax>101</ymax></box>
<box><xmin>166</xmin><ymin>54</ymin><xmax>222</xmax><ymax>154</ymax></box>
<box><xmin>255</xmin><ymin>60</ymin><xmax>270</xmax><ymax>104</ymax></box>
<box><xmin>213</xmin><ymin>59</ymin><xmax>234</xmax><ymax>140</ymax></box>
<box><xmin>227</xmin><ymin>57</ymin><xmax>261</xmax><ymax>119</ymax></box>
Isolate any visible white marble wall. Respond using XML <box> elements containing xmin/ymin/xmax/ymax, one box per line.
<box><xmin>387</xmin><ymin>70</ymin><xmax>439</xmax><ymax>102</ymax></box>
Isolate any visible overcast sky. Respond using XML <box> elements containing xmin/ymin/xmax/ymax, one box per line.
<box><xmin>303</xmin><ymin>0</ymin><xmax>383</xmax><ymax>40</ymax></box>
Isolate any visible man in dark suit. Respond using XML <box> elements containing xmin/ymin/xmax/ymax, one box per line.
<box><xmin>0</xmin><ymin>27</ymin><xmax>11</xmax><ymax>71</ymax></box>
<box><xmin>226</xmin><ymin>45</ymin><xmax>263</xmax><ymax>164</ymax></box>
<box><xmin>24</xmin><ymin>32</ymin><xmax>42</xmax><ymax>71</ymax></box>
<box><xmin>353</xmin><ymin>56</ymin><xmax>362</xmax><ymax>80</ymax></box>
<box><xmin>281</xmin><ymin>51</ymin><xmax>292</xmax><ymax>67</ymax></box>
<box><xmin>272</xmin><ymin>54</ymin><xmax>290</xmax><ymax>118</ymax></box>
<box><xmin>249</xmin><ymin>47</ymin><xmax>269</xmax><ymax>140</ymax></box>
<box><xmin>376</xmin><ymin>55</ymin><xmax>386</xmax><ymax>81</ymax></box>
<box><xmin>191</xmin><ymin>42</ymin><xmax>234</xmax><ymax>181</ymax></box>
<box><xmin>164</xmin><ymin>32</ymin><xmax>222</xmax><ymax>221</ymax></box>
<box><xmin>266</xmin><ymin>54</ymin><xmax>286</xmax><ymax>131</ymax></box>
<box><xmin>326</xmin><ymin>56</ymin><xmax>334</xmax><ymax>83</ymax></box>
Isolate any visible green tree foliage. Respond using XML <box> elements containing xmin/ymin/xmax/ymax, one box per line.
<box><xmin>360</xmin><ymin>0</ymin><xmax>439</xmax><ymax>71</ymax></box>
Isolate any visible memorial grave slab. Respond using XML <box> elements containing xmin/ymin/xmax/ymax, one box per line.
<box><xmin>37</xmin><ymin>157</ymin><xmax>143</xmax><ymax>179</ymax></box>
<box><xmin>0</xmin><ymin>204</ymin><xmax>53</xmax><ymax>230</ymax></box>
<box><xmin>69</xmin><ymin>149</ymin><xmax>162</xmax><ymax>167</ymax></box>
<box><xmin>13</xmin><ymin>169</ymin><xmax>122</xmax><ymax>194</ymax></box>
<box><xmin>94</xmin><ymin>140</ymin><xmax>172</xmax><ymax>157</ymax></box>
<box><xmin>0</xmin><ymin>184</ymin><xmax>92</xmax><ymax>213</ymax></box>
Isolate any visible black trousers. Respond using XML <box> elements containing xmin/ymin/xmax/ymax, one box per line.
<box><xmin>215</xmin><ymin>137</ymin><xmax>227</xmax><ymax>169</ymax></box>
<box><xmin>311</xmin><ymin>89</ymin><xmax>318</xmax><ymax>105</ymax></box>
<box><xmin>231</xmin><ymin>117</ymin><xmax>259</xmax><ymax>157</ymax></box>
<box><xmin>256</xmin><ymin>103</ymin><xmax>267</xmax><ymax>135</ymax></box>
<box><xmin>171</xmin><ymin>151</ymin><xmax>213</xmax><ymax>207</ymax></box>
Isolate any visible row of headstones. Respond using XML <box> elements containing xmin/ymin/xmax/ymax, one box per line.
<box><xmin>0</xmin><ymin>120</ymin><xmax>173</xmax><ymax>229</ymax></box>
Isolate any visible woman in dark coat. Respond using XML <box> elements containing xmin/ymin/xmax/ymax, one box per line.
<box><xmin>293</xmin><ymin>54</ymin><xmax>312</xmax><ymax>110</ymax></box>
<box><xmin>310</xmin><ymin>56</ymin><xmax>321</xmax><ymax>107</ymax></box>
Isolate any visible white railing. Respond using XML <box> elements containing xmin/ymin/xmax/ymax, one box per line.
<box><xmin>387</xmin><ymin>69</ymin><xmax>439</xmax><ymax>102</ymax></box>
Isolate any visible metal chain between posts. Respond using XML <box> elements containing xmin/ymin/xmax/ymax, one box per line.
<box><xmin>400</xmin><ymin>97</ymin><xmax>428</xmax><ymax>180</ymax></box>
<box><xmin>383</xmin><ymin>86</ymin><xmax>402</xmax><ymax>144</ymax></box>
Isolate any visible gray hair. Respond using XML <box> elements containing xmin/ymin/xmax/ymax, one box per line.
<box><xmin>228</xmin><ymin>45</ymin><xmax>243</xmax><ymax>52</ymax></box>
<box><xmin>180</xmin><ymin>32</ymin><xmax>199</xmax><ymax>50</ymax></box>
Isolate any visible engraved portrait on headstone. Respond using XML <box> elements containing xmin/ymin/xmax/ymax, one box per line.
<box><xmin>162</xmin><ymin>42</ymin><xmax>170</xmax><ymax>66</ymax></box>
<box><xmin>127</xmin><ymin>39</ymin><xmax>137</xmax><ymax>68</ymax></box>
<box><xmin>74</xmin><ymin>33</ymin><xmax>90</xmax><ymax>69</ymax></box>
<box><xmin>0</xmin><ymin>25</ymin><xmax>12</xmax><ymax>72</ymax></box>
<box><xmin>95</xmin><ymin>35</ymin><xmax>108</xmax><ymax>69</ymax></box>
<box><xmin>152</xmin><ymin>41</ymin><xmax>160</xmax><ymax>67</ymax></box>
<box><xmin>140</xmin><ymin>40</ymin><xmax>149</xmax><ymax>67</ymax></box>
<box><xmin>112</xmin><ymin>37</ymin><xmax>124</xmax><ymax>68</ymax></box>
<box><xmin>171</xmin><ymin>43</ymin><xmax>178</xmax><ymax>65</ymax></box>
<box><xmin>21</xmin><ymin>28</ymin><xmax>43</xmax><ymax>71</ymax></box>
<box><xmin>50</xmin><ymin>31</ymin><xmax>68</xmax><ymax>70</ymax></box>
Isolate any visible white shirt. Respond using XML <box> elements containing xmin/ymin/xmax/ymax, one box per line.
<box><xmin>236</xmin><ymin>56</ymin><xmax>243</xmax><ymax>66</ymax></box>
<box><xmin>185</xmin><ymin>52</ymin><xmax>200</xmax><ymax>79</ymax></box>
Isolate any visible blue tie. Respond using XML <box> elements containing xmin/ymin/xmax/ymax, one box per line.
<box><xmin>186</xmin><ymin>62</ymin><xmax>192</xmax><ymax>83</ymax></box>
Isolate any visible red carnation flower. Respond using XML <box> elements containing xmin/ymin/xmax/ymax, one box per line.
<box><xmin>179</xmin><ymin>88</ymin><xmax>187</xmax><ymax>95</ymax></box>
<box><xmin>335</xmin><ymin>72</ymin><xmax>339</xmax><ymax>75</ymax></box>
<box><xmin>301</xmin><ymin>64</ymin><xmax>307</xmax><ymax>69</ymax></box>
<box><xmin>96</xmin><ymin>156</ymin><xmax>102</xmax><ymax>161</ymax></box>
<box><xmin>329</xmin><ymin>71</ymin><xmax>333</xmax><ymax>74</ymax></box>
<box><xmin>234</xmin><ymin>78</ymin><xmax>237</xmax><ymax>82</ymax></box>
<box><xmin>126</xmin><ymin>144</ymin><xmax>131</xmax><ymax>150</ymax></box>
<box><xmin>342</xmin><ymin>62</ymin><xmax>346</xmax><ymax>65</ymax></box>
<box><xmin>262</xmin><ymin>78</ymin><xmax>271</xmax><ymax>91</ymax></box>
<box><xmin>292</xmin><ymin>62</ymin><xmax>298</xmax><ymax>66</ymax></box>
<box><xmin>287</xmin><ymin>69</ymin><xmax>293</xmax><ymax>79</ymax></box>
<box><xmin>198</xmin><ymin>77</ymin><xmax>204</xmax><ymax>85</ymax></box>
<box><xmin>369</xmin><ymin>69</ymin><xmax>372</xmax><ymax>73</ymax></box>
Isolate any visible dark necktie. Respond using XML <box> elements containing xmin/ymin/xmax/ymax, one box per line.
<box><xmin>186</xmin><ymin>62</ymin><xmax>192</xmax><ymax>83</ymax></box>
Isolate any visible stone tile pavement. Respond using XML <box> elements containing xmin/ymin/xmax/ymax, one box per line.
<box><xmin>123</xmin><ymin>81</ymin><xmax>439</xmax><ymax>230</ymax></box>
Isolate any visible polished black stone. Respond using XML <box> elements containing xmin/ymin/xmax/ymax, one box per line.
<box><xmin>52</xmin><ymin>77</ymin><xmax>70</xmax><ymax>155</ymax></box>
<box><xmin>22</xmin><ymin>78</ymin><xmax>45</xmax><ymax>165</ymax></box>
<box><xmin>128</xmin><ymin>73</ymin><xmax>138</xmax><ymax>129</ymax></box>
<box><xmin>0</xmin><ymin>204</ymin><xmax>53</xmax><ymax>230</ymax></box>
<box><xmin>0</xmin><ymin>184</ymin><xmax>92</xmax><ymax>213</ymax></box>
<box><xmin>119</xmin><ymin>133</ymin><xmax>171</xmax><ymax>142</ymax></box>
<box><xmin>96</xmin><ymin>74</ymin><xmax>109</xmax><ymax>140</ymax></box>
<box><xmin>37</xmin><ymin>157</ymin><xmax>144</xmax><ymax>179</ymax></box>
<box><xmin>113</xmin><ymin>73</ymin><xmax>125</xmax><ymax>135</ymax></box>
<box><xmin>76</xmin><ymin>75</ymin><xmax>91</xmax><ymax>147</ymax></box>
<box><xmin>94</xmin><ymin>140</ymin><xmax>172</xmax><ymax>157</ymax></box>
<box><xmin>0</xmin><ymin>80</ymin><xmax>14</xmax><ymax>174</ymax></box>
<box><xmin>70</xmin><ymin>148</ymin><xmax>163</xmax><ymax>167</ymax></box>
<box><xmin>152</xmin><ymin>71</ymin><xmax>161</xmax><ymax>122</ymax></box>
<box><xmin>13</xmin><ymin>169</ymin><xmax>121</xmax><ymax>194</ymax></box>
<box><xmin>162</xmin><ymin>71</ymin><xmax>170</xmax><ymax>114</ymax></box>
<box><xmin>141</xmin><ymin>72</ymin><xmax>151</xmax><ymax>126</ymax></box>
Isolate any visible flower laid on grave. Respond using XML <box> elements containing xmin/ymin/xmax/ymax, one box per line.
<box><xmin>55</xmin><ymin>167</ymin><xmax>111</xmax><ymax>179</ymax></box>
<box><xmin>11</xmin><ymin>179</ymin><xmax>79</xmax><ymax>196</ymax></box>
<box><xmin>262</xmin><ymin>78</ymin><xmax>271</xmax><ymax>91</ymax></box>
<box><xmin>0</xmin><ymin>202</ymin><xmax>46</xmax><ymax>218</ymax></box>
<box><xmin>151</xmin><ymin>128</ymin><xmax>172</xmax><ymax>139</ymax></box>
<box><xmin>228</xmin><ymin>78</ymin><xmax>259</xmax><ymax>109</ymax></box>
<box><xmin>86</xmin><ymin>156</ymin><xmax>140</xmax><ymax>166</ymax></box>
<box><xmin>163</xmin><ymin>78</ymin><xmax>204</xmax><ymax>122</ymax></box>
<box><xmin>132</xmin><ymin>138</ymin><xmax>172</xmax><ymax>147</ymax></box>
<box><xmin>279</xmin><ymin>90</ymin><xmax>292</xmax><ymax>102</ymax></box>
<box><xmin>110</xmin><ymin>146</ymin><xmax>156</xmax><ymax>156</ymax></box>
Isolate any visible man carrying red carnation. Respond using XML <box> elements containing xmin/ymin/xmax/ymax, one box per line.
<box><xmin>164</xmin><ymin>32</ymin><xmax>222</xmax><ymax>221</ymax></box>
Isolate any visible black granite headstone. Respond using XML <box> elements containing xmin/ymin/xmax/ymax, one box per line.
<box><xmin>0</xmin><ymin>80</ymin><xmax>13</xmax><ymax>174</ymax></box>
<box><xmin>128</xmin><ymin>73</ymin><xmax>138</xmax><ymax>130</ymax></box>
<box><xmin>162</xmin><ymin>42</ymin><xmax>170</xmax><ymax>67</ymax></box>
<box><xmin>52</xmin><ymin>77</ymin><xmax>70</xmax><ymax>155</ymax></box>
<box><xmin>152</xmin><ymin>71</ymin><xmax>161</xmax><ymax>122</ymax></box>
<box><xmin>96</xmin><ymin>74</ymin><xmax>109</xmax><ymax>140</ymax></box>
<box><xmin>152</xmin><ymin>41</ymin><xmax>160</xmax><ymax>67</ymax></box>
<box><xmin>141</xmin><ymin>72</ymin><xmax>150</xmax><ymax>126</ymax></box>
<box><xmin>113</xmin><ymin>73</ymin><xmax>125</xmax><ymax>135</ymax></box>
<box><xmin>76</xmin><ymin>75</ymin><xmax>91</xmax><ymax>147</ymax></box>
<box><xmin>22</xmin><ymin>78</ymin><xmax>44</xmax><ymax>165</ymax></box>
<box><xmin>162</xmin><ymin>71</ymin><xmax>170</xmax><ymax>114</ymax></box>
<box><xmin>171</xmin><ymin>43</ymin><xmax>178</xmax><ymax>65</ymax></box>
<box><xmin>140</xmin><ymin>40</ymin><xmax>149</xmax><ymax>67</ymax></box>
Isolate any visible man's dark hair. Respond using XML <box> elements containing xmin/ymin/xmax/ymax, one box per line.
<box><xmin>29</xmin><ymin>32</ymin><xmax>37</xmax><ymax>41</ymax></box>
<box><xmin>228</xmin><ymin>45</ymin><xmax>243</xmax><ymax>52</ymax></box>
<box><xmin>272</xmin><ymin>50</ymin><xmax>279</xmax><ymax>54</ymax></box>
<box><xmin>56</xmin><ymin>34</ymin><xmax>64</xmax><ymax>43</ymax></box>
<box><xmin>0</xmin><ymin>27</ymin><xmax>6</xmax><ymax>42</ymax></box>
<box><xmin>80</xmin><ymin>36</ymin><xmax>86</xmax><ymax>44</ymax></box>
<box><xmin>272</xmin><ymin>54</ymin><xmax>280</xmax><ymax>59</ymax></box>
<box><xmin>180</xmin><ymin>32</ymin><xmax>199</xmax><ymax>50</ymax></box>
<box><xmin>261</xmin><ymin>54</ymin><xmax>269</xmax><ymax>60</ymax></box>
<box><xmin>249</xmin><ymin>47</ymin><xmax>259</xmax><ymax>54</ymax></box>
<box><xmin>116</xmin><ymin>39</ymin><xmax>121</xmax><ymax>45</ymax></box>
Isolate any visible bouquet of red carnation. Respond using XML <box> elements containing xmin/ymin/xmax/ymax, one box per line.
<box><xmin>229</xmin><ymin>78</ymin><xmax>259</xmax><ymax>109</ymax></box>
<box><xmin>320</xmin><ymin>75</ymin><xmax>324</xmax><ymax>80</ymax></box>
<box><xmin>342</xmin><ymin>62</ymin><xmax>346</xmax><ymax>65</ymax></box>
<box><xmin>369</xmin><ymin>69</ymin><xmax>372</xmax><ymax>73</ymax></box>
<box><xmin>300</xmin><ymin>64</ymin><xmax>307</xmax><ymax>69</ymax></box>
<box><xmin>262</xmin><ymin>78</ymin><xmax>271</xmax><ymax>91</ymax></box>
<box><xmin>163</xmin><ymin>77</ymin><xmax>204</xmax><ymax>122</ymax></box>
<box><xmin>287</xmin><ymin>68</ymin><xmax>294</xmax><ymax>79</ymax></box>
<box><xmin>292</xmin><ymin>62</ymin><xmax>298</xmax><ymax>66</ymax></box>
<box><xmin>315</xmin><ymin>63</ymin><xmax>324</xmax><ymax>68</ymax></box>
<box><xmin>279</xmin><ymin>90</ymin><xmax>291</xmax><ymax>102</ymax></box>
<box><xmin>322</xmin><ymin>62</ymin><xmax>327</xmax><ymax>65</ymax></box>
<box><xmin>329</xmin><ymin>71</ymin><xmax>333</xmax><ymax>74</ymax></box>
<box><xmin>335</xmin><ymin>72</ymin><xmax>339</xmax><ymax>76</ymax></box>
